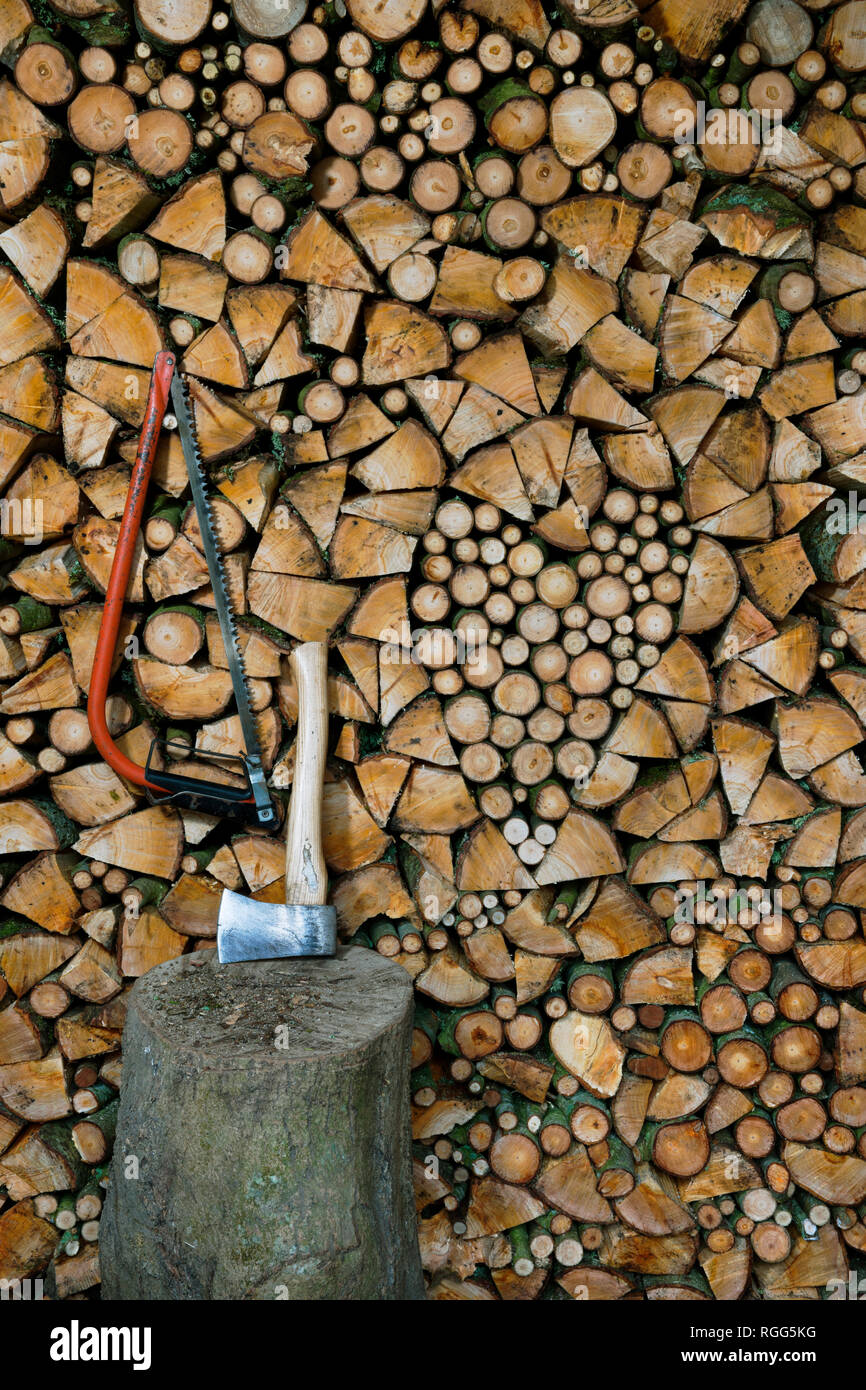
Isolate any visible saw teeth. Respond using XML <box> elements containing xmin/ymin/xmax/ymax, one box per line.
<box><xmin>171</xmin><ymin>372</ymin><xmax>258</xmax><ymax>740</ymax></box>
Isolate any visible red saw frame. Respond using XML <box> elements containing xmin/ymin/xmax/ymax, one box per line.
<box><xmin>87</xmin><ymin>349</ymin><xmax>272</xmax><ymax>822</ymax></box>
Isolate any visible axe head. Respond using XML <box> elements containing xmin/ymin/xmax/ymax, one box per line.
<box><xmin>217</xmin><ymin>889</ymin><xmax>337</xmax><ymax>963</ymax></box>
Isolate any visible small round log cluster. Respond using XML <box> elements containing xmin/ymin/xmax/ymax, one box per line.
<box><xmin>3</xmin><ymin>0</ymin><xmax>866</xmax><ymax>1306</ymax></box>
<box><xmin>411</xmin><ymin>489</ymin><xmax>697</xmax><ymax>869</ymax></box>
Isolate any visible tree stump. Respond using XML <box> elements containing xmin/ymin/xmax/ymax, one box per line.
<box><xmin>100</xmin><ymin>946</ymin><xmax>424</xmax><ymax>1300</ymax></box>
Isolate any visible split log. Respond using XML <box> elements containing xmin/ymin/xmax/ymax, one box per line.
<box><xmin>0</xmin><ymin>0</ymin><xmax>865</xmax><ymax>1307</ymax></box>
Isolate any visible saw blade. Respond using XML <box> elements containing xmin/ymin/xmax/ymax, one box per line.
<box><xmin>170</xmin><ymin>373</ymin><xmax>274</xmax><ymax>826</ymax></box>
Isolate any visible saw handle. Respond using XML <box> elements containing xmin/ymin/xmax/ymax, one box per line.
<box><xmin>285</xmin><ymin>641</ymin><xmax>329</xmax><ymax>907</ymax></box>
<box><xmin>88</xmin><ymin>350</ymin><xmax>176</xmax><ymax>791</ymax></box>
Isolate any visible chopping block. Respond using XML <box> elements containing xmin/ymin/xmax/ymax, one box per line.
<box><xmin>100</xmin><ymin>945</ymin><xmax>425</xmax><ymax>1300</ymax></box>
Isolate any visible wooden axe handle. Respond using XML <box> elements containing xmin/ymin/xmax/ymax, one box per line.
<box><xmin>284</xmin><ymin>641</ymin><xmax>329</xmax><ymax>907</ymax></box>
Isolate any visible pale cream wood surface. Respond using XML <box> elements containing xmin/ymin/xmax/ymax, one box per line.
<box><xmin>284</xmin><ymin>640</ymin><xmax>329</xmax><ymax>905</ymax></box>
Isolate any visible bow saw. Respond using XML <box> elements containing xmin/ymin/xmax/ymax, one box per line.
<box><xmin>87</xmin><ymin>350</ymin><xmax>276</xmax><ymax>828</ymax></box>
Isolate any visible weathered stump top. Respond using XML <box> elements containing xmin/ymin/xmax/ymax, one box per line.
<box><xmin>129</xmin><ymin>944</ymin><xmax>413</xmax><ymax>1065</ymax></box>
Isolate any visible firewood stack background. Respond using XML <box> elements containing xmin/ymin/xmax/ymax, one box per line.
<box><xmin>1</xmin><ymin>0</ymin><xmax>866</xmax><ymax>1303</ymax></box>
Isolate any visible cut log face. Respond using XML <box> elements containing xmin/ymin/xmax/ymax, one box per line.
<box><xmin>2</xmin><ymin>0</ymin><xmax>866</xmax><ymax>1307</ymax></box>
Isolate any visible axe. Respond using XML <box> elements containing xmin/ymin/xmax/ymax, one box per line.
<box><xmin>217</xmin><ymin>641</ymin><xmax>337</xmax><ymax>963</ymax></box>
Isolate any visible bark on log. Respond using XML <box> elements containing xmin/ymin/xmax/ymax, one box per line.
<box><xmin>101</xmin><ymin>947</ymin><xmax>423</xmax><ymax>1300</ymax></box>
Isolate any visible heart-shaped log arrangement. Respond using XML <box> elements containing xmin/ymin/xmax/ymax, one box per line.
<box><xmin>1</xmin><ymin>0</ymin><xmax>866</xmax><ymax>1304</ymax></box>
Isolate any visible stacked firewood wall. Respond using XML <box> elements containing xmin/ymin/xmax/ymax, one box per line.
<box><xmin>1</xmin><ymin>0</ymin><xmax>866</xmax><ymax>1301</ymax></box>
